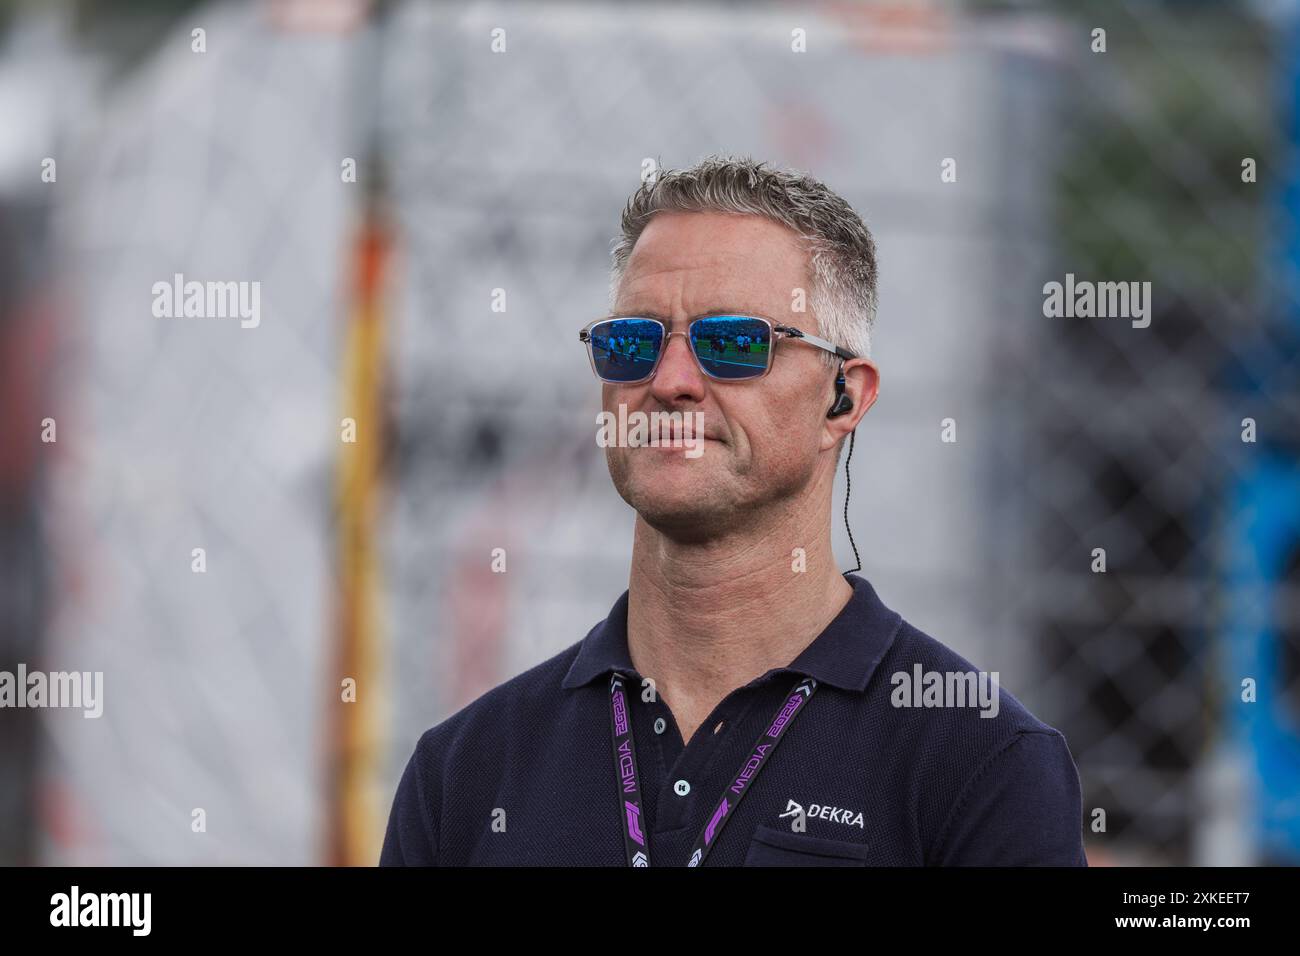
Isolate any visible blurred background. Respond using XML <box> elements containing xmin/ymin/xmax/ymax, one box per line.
<box><xmin>0</xmin><ymin>0</ymin><xmax>1297</xmax><ymax>866</ymax></box>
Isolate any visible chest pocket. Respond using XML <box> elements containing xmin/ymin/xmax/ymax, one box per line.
<box><xmin>743</xmin><ymin>823</ymin><xmax>873</xmax><ymax>866</ymax></box>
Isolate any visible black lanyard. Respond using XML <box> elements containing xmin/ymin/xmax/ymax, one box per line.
<box><xmin>607</xmin><ymin>670</ymin><xmax>817</xmax><ymax>867</ymax></box>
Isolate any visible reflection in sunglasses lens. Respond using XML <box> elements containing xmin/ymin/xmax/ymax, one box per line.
<box><xmin>589</xmin><ymin>318</ymin><xmax>663</xmax><ymax>382</ymax></box>
<box><xmin>690</xmin><ymin>317</ymin><xmax>770</xmax><ymax>379</ymax></box>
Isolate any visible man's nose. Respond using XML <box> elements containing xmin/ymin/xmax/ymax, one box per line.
<box><xmin>649</xmin><ymin>331</ymin><xmax>706</xmax><ymax>402</ymax></box>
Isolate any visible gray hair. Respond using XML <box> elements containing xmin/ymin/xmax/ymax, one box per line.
<box><xmin>608</xmin><ymin>154</ymin><xmax>878</xmax><ymax>365</ymax></box>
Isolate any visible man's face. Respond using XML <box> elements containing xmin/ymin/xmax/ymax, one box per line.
<box><xmin>603</xmin><ymin>210</ymin><xmax>839</xmax><ymax>540</ymax></box>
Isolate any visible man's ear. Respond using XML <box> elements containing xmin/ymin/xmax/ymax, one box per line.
<box><xmin>823</xmin><ymin>357</ymin><xmax>879</xmax><ymax>449</ymax></box>
<box><xmin>827</xmin><ymin>363</ymin><xmax>855</xmax><ymax>418</ymax></box>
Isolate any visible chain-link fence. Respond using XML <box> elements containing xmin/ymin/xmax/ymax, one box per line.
<box><xmin>1012</xmin><ymin>5</ymin><xmax>1299</xmax><ymax>864</ymax></box>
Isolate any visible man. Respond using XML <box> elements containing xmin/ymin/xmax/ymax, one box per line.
<box><xmin>380</xmin><ymin>155</ymin><xmax>1087</xmax><ymax>866</ymax></box>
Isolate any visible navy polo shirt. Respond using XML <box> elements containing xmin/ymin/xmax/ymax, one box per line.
<box><xmin>380</xmin><ymin>572</ymin><xmax>1088</xmax><ymax>866</ymax></box>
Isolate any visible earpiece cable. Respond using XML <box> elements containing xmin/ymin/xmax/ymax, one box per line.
<box><xmin>842</xmin><ymin>428</ymin><xmax>861</xmax><ymax>576</ymax></box>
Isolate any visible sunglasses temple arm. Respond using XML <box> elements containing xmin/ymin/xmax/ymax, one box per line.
<box><xmin>781</xmin><ymin>327</ymin><xmax>856</xmax><ymax>361</ymax></box>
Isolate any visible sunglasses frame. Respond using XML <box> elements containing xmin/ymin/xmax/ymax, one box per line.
<box><xmin>578</xmin><ymin>313</ymin><xmax>856</xmax><ymax>385</ymax></box>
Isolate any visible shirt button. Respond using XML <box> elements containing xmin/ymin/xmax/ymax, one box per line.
<box><xmin>674</xmin><ymin>779</ymin><xmax>690</xmax><ymax>796</ymax></box>
<box><xmin>653</xmin><ymin>717</ymin><xmax>666</xmax><ymax>735</ymax></box>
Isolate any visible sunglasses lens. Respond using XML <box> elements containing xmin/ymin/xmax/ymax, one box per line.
<box><xmin>690</xmin><ymin>316</ymin><xmax>771</xmax><ymax>379</ymax></box>
<box><xmin>588</xmin><ymin>318</ymin><xmax>663</xmax><ymax>382</ymax></box>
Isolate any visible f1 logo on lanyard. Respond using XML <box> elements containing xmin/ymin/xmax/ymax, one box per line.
<box><xmin>608</xmin><ymin>671</ymin><xmax>817</xmax><ymax>867</ymax></box>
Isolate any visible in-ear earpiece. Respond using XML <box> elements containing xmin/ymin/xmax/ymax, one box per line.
<box><xmin>827</xmin><ymin>365</ymin><xmax>853</xmax><ymax>418</ymax></box>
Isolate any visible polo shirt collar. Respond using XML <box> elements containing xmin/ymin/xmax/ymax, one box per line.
<box><xmin>560</xmin><ymin>572</ymin><xmax>902</xmax><ymax>693</ymax></box>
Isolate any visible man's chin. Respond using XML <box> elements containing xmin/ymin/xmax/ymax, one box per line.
<box><xmin>609</xmin><ymin>446</ymin><xmax>739</xmax><ymax>524</ymax></box>
<box><xmin>617</xmin><ymin>481</ymin><xmax>739</xmax><ymax>540</ymax></box>
<box><xmin>633</xmin><ymin>502</ymin><xmax>733</xmax><ymax>541</ymax></box>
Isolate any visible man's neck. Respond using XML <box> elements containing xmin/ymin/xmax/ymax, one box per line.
<box><xmin>625</xmin><ymin>507</ymin><xmax>853</xmax><ymax>747</ymax></box>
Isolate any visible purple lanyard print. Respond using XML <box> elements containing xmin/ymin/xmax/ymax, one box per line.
<box><xmin>607</xmin><ymin>671</ymin><xmax>818</xmax><ymax>867</ymax></box>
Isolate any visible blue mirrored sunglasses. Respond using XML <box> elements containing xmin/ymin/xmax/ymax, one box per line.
<box><xmin>578</xmin><ymin>314</ymin><xmax>854</xmax><ymax>384</ymax></box>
